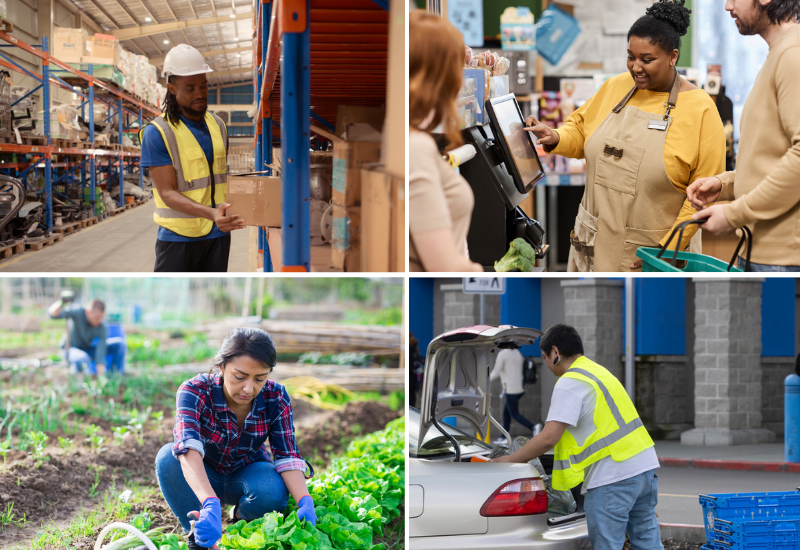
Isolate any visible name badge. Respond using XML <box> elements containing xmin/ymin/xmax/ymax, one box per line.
<box><xmin>648</xmin><ymin>120</ymin><xmax>668</xmax><ymax>131</ymax></box>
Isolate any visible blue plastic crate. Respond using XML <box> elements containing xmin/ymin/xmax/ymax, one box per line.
<box><xmin>711</xmin><ymin>518</ymin><xmax>800</xmax><ymax>548</ymax></box>
<box><xmin>699</xmin><ymin>491</ymin><xmax>800</xmax><ymax>546</ymax></box>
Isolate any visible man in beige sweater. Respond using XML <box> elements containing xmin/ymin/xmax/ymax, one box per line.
<box><xmin>689</xmin><ymin>0</ymin><xmax>800</xmax><ymax>270</ymax></box>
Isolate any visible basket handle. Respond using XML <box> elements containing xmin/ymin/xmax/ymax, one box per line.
<box><xmin>699</xmin><ymin>494</ymin><xmax>718</xmax><ymax>500</ymax></box>
<box><xmin>657</xmin><ymin>220</ymin><xmax>706</xmax><ymax>267</ymax></box>
<box><xmin>726</xmin><ymin>225</ymin><xmax>753</xmax><ymax>272</ymax></box>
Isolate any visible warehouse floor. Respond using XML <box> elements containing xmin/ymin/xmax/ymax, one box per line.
<box><xmin>0</xmin><ymin>202</ymin><xmax>255</xmax><ymax>272</ymax></box>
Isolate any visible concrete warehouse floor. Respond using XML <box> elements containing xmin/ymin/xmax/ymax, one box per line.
<box><xmin>0</xmin><ymin>202</ymin><xmax>254</xmax><ymax>272</ymax></box>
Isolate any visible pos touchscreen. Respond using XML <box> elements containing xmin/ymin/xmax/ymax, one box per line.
<box><xmin>485</xmin><ymin>94</ymin><xmax>546</xmax><ymax>194</ymax></box>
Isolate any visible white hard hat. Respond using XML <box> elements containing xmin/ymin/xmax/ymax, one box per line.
<box><xmin>161</xmin><ymin>44</ymin><xmax>213</xmax><ymax>78</ymax></box>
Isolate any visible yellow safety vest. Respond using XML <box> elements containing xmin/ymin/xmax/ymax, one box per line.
<box><xmin>140</xmin><ymin>112</ymin><xmax>228</xmax><ymax>237</ymax></box>
<box><xmin>551</xmin><ymin>356</ymin><xmax>654</xmax><ymax>491</ymax></box>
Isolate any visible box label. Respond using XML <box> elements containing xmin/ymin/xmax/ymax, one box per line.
<box><xmin>229</xmin><ymin>180</ymin><xmax>255</xmax><ymax>194</ymax></box>
<box><xmin>332</xmin><ymin>158</ymin><xmax>347</xmax><ymax>193</ymax></box>
<box><xmin>332</xmin><ymin>216</ymin><xmax>350</xmax><ymax>250</ymax></box>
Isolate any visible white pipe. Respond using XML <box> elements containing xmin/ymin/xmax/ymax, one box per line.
<box><xmin>94</xmin><ymin>522</ymin><xmax>158</xmax><ymax>550</ymax></box>
<box><xmin>624</xmin><ymin>278</ymin><xmax>635</xmax><ymax>400</ymax></box>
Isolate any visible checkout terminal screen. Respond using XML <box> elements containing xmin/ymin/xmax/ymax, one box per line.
<box><xmin>491</xmin><ymin>97</ymin><xmax>544</xmax><ymax>188</ymax></box>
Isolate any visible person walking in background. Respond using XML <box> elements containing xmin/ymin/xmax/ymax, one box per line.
<box><xmin>490</xmin><ymin>347</ymin><xmax>535</xmax><ymax>445</ymax></box>
<box><xmin>48</xmin><ymin>293</ymin><xmax>107</xmax><ymax>376</ymax></box>
<box><xmin>490</xmin><ymin>325</ymin><xmax>661</xmax><ymax>550</ymax></box>
<box><xmin>689</xmin><ymin>0</ymin><xmax>800</xmax><ymax>271</ymax></box>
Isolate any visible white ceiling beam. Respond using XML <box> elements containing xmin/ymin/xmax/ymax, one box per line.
<box><xmin>111</xmin><ymin>12</ymin><xmax>253</xmax><ymax>40</ymax></box>
<box><xmin>150</xmin><ymin>46</ymin><xmax>252</xmax><ymax>66</ymax></box>
<box><xmin>205</xmin><ymin>67</ymin><xmax>254</xmax><ymax>79</ymax></box>
<box><xmin>207</xmin><ymin>104</ymin><xmax>254</xmax><ymax>112</ymax></box>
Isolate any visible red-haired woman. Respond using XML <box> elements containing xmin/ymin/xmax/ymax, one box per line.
<box><xmin>409</xmin><ymin>10</ymin><xmax>483</xmax><ymax>272</ymax></box>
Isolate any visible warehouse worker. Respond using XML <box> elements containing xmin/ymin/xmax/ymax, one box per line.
<box><xmin>490</xmin><ymin>325</ymin><xmax>661</xmax><ymax>550</ymax></box>
<box><xmin>689</xmin><ymin>0</ymin><xmax>800</xmax><ymax>271</ymax></box>
<box><xmin>141</xmin><ymin>44</ymin><xmax>246</xmax><ymax>272</ymax></box>
<box><xmin>526</xmin><ymin>0</ymin><xmax>726</xmax><ymax>272</ymax></box>
<box><xmin>489</xmin><ymin>347</ymin><xmax>535</xmax><ymax>445</ymax></box>
<box><xmin>155</xmin><ymin>327</ymin><xmax>315</xmax><ymax>550</ymax></box>
<box><xmin>48</xmin><ymin>294</ymin><xmax>107</xmax><ymax>376</ymax></box>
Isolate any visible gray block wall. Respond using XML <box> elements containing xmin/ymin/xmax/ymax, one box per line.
<box><xmin>635</xmin><ymin>355</ymin><xmax>694</xmax><ymax>440</ymax></box>
<box><xmin>682</xmin><ymin>279</ymin><xmax>775</xmax><ymax>445</ymax></box>
<box><xmin>762</xmin><ymin>357</ymin><xmax>796</xmax><ymax>437</ymax></box>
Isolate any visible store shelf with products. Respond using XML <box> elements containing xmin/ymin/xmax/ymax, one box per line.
<box><xmin>0</xmin><ymin>30</ymin><xmax>160</xmax><ymax>245</ymax></box>
<box><xmin>251</xmin><ymin>0</ymin><xmax>403</xmax><ymax>272</ymax></box>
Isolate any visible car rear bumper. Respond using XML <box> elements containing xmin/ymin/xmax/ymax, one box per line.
<box><xmin>409</xmin><ymin>521</ymin><xmax>590</xmax><ymax>550</ymax></box>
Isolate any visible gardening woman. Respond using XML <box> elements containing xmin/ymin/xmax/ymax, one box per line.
<box><xmin>155</xmin><ymin>327</ymin><xmax>315</xmax><ymax>549</ymax></box>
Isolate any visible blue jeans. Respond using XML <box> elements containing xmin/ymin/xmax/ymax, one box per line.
<box><xmin>737</xmin><ymin>256</ymin><xmax>800</xmax><ymax>272</ymax></box>
<box><xmin>503</xmin><ymin>393</ymin><xmax>534</xmax><ymax>432</ymax></box>
<box><xmin>154</xmin><ymin>443</ymin><xmax>289</xmax><ymax>533</ymax></box>
<box><xmin>64</xmin><ymin>341</ymin><xmax>126</xmax><ymax>375</ymax></box>
<box><xmin>584</xmin><ymin>469</ymin><xmax>663</xmax><ymax>550</ymax></box>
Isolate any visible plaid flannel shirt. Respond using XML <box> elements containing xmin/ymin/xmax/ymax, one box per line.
<box><xmin>172</xmin><ymin>373</ymin><xmax>313</xmax><ymax>477</ymax></box>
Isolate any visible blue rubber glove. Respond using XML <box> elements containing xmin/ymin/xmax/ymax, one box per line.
<box><xmin>191</xmin><ymin>497</ymin><xmax>222</xmax><ymax>547</ymax></box>
<box><xmin>297</xmin><ymin>495</ymin><xmax>317</xmax><ymax>526</ymax></box>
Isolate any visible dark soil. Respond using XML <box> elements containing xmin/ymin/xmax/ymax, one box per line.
<box><xmin>0</xmin><ymin>400</ymin><xmax>402</xmax><ymax>549</ymax></box>
<box><xmin>625</xmin><ymin>540</ymin><xmax>703</xmax><ymax>549</ymax></box>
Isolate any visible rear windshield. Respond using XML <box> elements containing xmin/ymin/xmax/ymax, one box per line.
<box><xmin>409</xmin><ymin>410</ymin><xmax>492</xmax><ymax>459</ymax></box>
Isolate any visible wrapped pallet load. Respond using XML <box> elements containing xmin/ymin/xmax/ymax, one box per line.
<box><xmin>52</xmin><ymin>27</ymin><xmax>89</xmax><ymax>63</ymax></box>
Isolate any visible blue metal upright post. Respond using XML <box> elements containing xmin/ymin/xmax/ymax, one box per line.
<box><xmin>260</xmin><ymin>0</ymin><xmax>273</xmax><ymax>272</ymax></box>
<box><xmin>138</xmin><ymin>107</ymin><xmax>143</xmax><ymax>190</ymax></box>
<box><xmin>89</xmin><ymin>65</ymin><xmax>96</xmax><ymax>216</ymax></box>
<box><xmin>118</xmin><ymin>98</ymin><xmax>124</xmax><ymax>206</ymax></box>
<box><xmin>42</xmin><ymin>36</ymin><xmax>52</xmax><ymax>230</ymax></box>
<box><xmin>280</xmin><ymin>0</ymin><xmax>311</xmax><ymax>271</ymax></box>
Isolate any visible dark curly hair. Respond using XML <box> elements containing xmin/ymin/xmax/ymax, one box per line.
<box><xmin>208</xmin><ymin>327</ymin><xmax>277</xmax><ymax>376</ymax></box>
<box><xmin>628</xmin><ymin>0</ymin><xmax>692</xmax><ymax>61</ymax></box>
<box><xmin>163</xmin><ymin>76</ymin><xmax>181</xmax><ymax>126</ymax></box>
<box><xmin>756</xmin><ymin>0</ymin><xmax>800</xmax><ymax>25</ymax></box>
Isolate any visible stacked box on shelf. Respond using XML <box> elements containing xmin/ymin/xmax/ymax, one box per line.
<box><xmin>700</xmin><ymin>491</ymin><xmax>800</xmax><ymax>549</ymax></box>
<box><xmin>83</xmin><ymin>34</ymin><xmax>122</xmax><ymax>71</ymax></box>
<box><xmin>52</xmin><ymin>27</ymin><xmax>89</xmax><ymax>63</ymax></box>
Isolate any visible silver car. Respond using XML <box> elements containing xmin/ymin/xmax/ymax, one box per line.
<box><xmin>409</xmin><ymin>325</ymin><xmax>591</xmax><ymax>550</ymax></box>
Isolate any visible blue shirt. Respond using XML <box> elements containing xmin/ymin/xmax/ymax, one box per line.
<box><xmin>141</xmin><ymin>114</ymin><xmax>226</xmax><ymax>242</ymax></box>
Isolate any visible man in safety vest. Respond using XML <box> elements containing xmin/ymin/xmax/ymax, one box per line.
<box><xmin>141</xmin><ymin>44</ymin><xmax>246</xmax><ymax>272</ymax></box>
<box><xmin>490</xmin><ymin>324</ymin><xmax>662</xmax><ymax>550</ymax></box>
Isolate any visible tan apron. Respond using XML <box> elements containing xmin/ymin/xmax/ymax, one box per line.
<box><xmin>567</xmin><ymin>71</ymin><xmax>701</xmax><ymax>272</ymax></box>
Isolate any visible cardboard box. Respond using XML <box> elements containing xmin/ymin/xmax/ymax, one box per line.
<box><xmin>332</xmin><ymin>140</ymin><xmax>381</xmax><ymax>206</ymax></box>
<box><xmin>267</xmin><ymin>227</ymin><xmax>283</xmax><ymax>272</ymax></box>
<box><xmin>86</xmin><ymin>34</ymin><xmax>122</xmax><ymax>70</ymax></box>
<box><xmin>331</xmin><ymin>205</ymin><xmax>361</xmax><ymax>272</ymax></box>
<box><xmin>361</xmin><ymin>168</ymin><xmax>394</xmax><ymax>272</ymax></box>
<box><xmin>391</xmin><ymin>176</ymin><xmax>405</xmax><ymax>272</ymax></box>
<box><xmin>52</xmin><ymin>28</ymin><xmax>89</xmax><ymax>63</ymax></box>
<box><xmin>226</xmin><ymin>175</ymin><xmax>282</xmax><ymax>227</ymax></box>
<box><xmin>335</xmin><ymin>105</ymin><xmax>385</xmax><ymax>137</ymax></box>
<box><xmin>382</xmin><ymin>0</ymin><xmax>405</xmax><ymax>179</ymax></box>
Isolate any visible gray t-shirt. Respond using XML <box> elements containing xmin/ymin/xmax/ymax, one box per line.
<box><xmin>546</xmin><ymin>376</ymin><xmax>659</xmax><ymax>493</ymax></box>
<box><xmin>56</xmin><ymin>305</ymin><xmax>107</xmax><ymax>365</ymax></box>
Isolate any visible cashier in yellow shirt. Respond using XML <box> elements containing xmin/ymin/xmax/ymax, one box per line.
<box><xmin>526</xmin><ymin>0</ymin><xmax>726</xmax><ymax>272</ymax></box>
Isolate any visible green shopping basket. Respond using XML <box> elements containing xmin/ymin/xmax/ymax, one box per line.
<box><xmin>637</xmin><ymin>220</ymin><xmax>752</xmax><ymax>273</ymax></box>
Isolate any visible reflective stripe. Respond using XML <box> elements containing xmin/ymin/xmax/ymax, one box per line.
<box><xmin>569</xmin><ymin>367</ymin><xmax>626</xmax><ymax>427</ymax></box>
<box><xmin>552</xmin><ymin>417</ymin><xmax>645</xmax><ymax>470</ymax></box>
<box><xmin>154</xmin><ymin>208</ymin><xmax>198</xmax><ymax>219</ymax></box>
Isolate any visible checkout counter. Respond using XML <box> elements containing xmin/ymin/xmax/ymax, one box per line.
<box><xmin>456</xmin><ymin>94</ymin><xmax>549</xmax><ymax>270</ymax></box>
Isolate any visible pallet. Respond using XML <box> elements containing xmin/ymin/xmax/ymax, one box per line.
<box><xmin>109</xmin><ymin>207</ymin><xmax>126</xmax><ymax>216</ymax></box>
<box><xmin>53</xmin><ymin>220</ymin><xmax>81</xmax><ymax>235</ymax></box>
<box><xmin>17</xmin><ymin>133</ymin><xmax>47</xmax><ymax>146</ymax></box>
<box><xmin>51</xmin><ymin>138</ymin><xmax>82</xmax><ymax>149</ymax></box>
<box><xmin>0</xmin><ymin>240</ymin><xmax>24</xmax><ymax>260</ymax></box>
<box><xmin>108</xmin><ymin>144</ymin><xmax>124</xmax><ymax>151</ymax></box>
<box><xmin>24</xmin><ymin>233</ymin><xmax>64</xmax><ymax>251</ymax></box>
<box><xmin>123</xmin><ymin>146</ymin><xmax>141</xmax><ymax>153</ymax></box>
<box><xmin>81</xmin><ymin>216</ymin><xmax>98</xmax><ymax>228</ymax></box>
<box><xmin>0</xmin><ymin>17</ymin><xmax>13</xmax><ymax>34</ymax></box>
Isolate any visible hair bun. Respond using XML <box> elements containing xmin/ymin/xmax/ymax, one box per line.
<box><xmin>646</xmin><ymin>0</ymin><xmax>692</xmax><ymax>36</ymax></box>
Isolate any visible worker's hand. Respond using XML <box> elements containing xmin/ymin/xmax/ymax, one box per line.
<box><xmin>686</xmin><ymin>176</ymin><xmax>722</xmax><ymax>210</ymax></box>
<box><xmin>489</xmin><ymin>455</ymin><xmax>517</xmax><ymax>463</ymax></box>
<box><xmin>297</xmin><ymin>495</ymin><xmax>317</xmax><ymax>526</ymax></box>
<box><xmin>524</xmin><ymin>116</ymin><xmax>560</xmax><ymax>147</ymax></box>
<box><xmin>189</xmin><ymin>497</ymin><xmax>222</xmax><ymax>548</ymax></box>
<box><xmin>692</xmin><ymin>204</ymin><xmax>734</xmax><ymax>235</ymax></box>
<box><xmin>630</xmin><ymin>259</ymin><xmax>643</xmax><ymax>270</ymax></box>
<box><xmin>213</xmin><ymin>203</ymin><xmax>247</xmax><ymax>232</ymax></box>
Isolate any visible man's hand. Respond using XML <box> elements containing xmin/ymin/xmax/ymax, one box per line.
<box><xmin>213</xmin><ymin>204</ymin><xmax>246</xmax><ymax>232</ymax></box>
<box><xmin>692</xmin><ymin>204</ymin><xmax>734</xmax><ymax>235</ymax></box>
<box><xmin>189</xmin><ymin>497</ymin><xmax>222</xmax><ymax>548</ymax></box>
<box><xmin>686</xmin><ymin>176</ymin><xmax>722</xmax><ymax>210</ymax></box>
<box><xmin>524</xmin><ymin>116</ymin><xmax>560</xmax><ymax>147</ymax></box>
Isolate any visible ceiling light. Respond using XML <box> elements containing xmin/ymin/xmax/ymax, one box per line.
<box><xmin>236</xmin><ymin>53</ymin><xmax>241</xmax><ymax>57</ymax></box>
<box><xmin>163</xmin><ymin>39</ymin><xmax>169</xmax><ymax>44</ymax></box>
<box><xmin>145</xmin><ymin>17</ymin><xmax>151</xmax><ymax>22</ymax></box>
<box><xmin>229</xmin><ymin>13</ymin><xmax>236</xmax><ymax>18</ymax></box>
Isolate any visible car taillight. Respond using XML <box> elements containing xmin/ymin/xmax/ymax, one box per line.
<box><xmin>480</xmin><ymin>478</ymin><xmax>548</xmax><ymax>517</ymax></box>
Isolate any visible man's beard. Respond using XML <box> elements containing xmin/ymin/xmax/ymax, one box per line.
<box><xmin>182</xmin><ymin>104</ymin><xmax>207</xmax><ymax>118</ymax></box>
<box><xmin>736</xmin><ymin>2</ymin><xmax>771</xmax><ymax>35</ymax></box>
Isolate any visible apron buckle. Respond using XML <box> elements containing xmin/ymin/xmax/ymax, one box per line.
<box><xmin>663</xmin><ymin>102</ymin><xmax>674</xmax><ymax>121</ymax></box>
<box><xmin>604</xmin><ymin>145</ymin><xmax>623</xmax><ymax>158</ymax></box>
<box><xmin>570</xmin><ymin>230</ymin><xmax>595</xmax><ymax>258</ymax></box>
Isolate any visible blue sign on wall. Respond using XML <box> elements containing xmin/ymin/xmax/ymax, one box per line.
<box><xmin>762</xmin><ymin>278</ymin><xmax>795</xmax><ymax>357</ymax></box>
<box><xmin>634</xmin><ymin>279</ymin><xmax>686</xmax><ymax>356</ymax></box>
<box><xmin>500</xmin><ymin>278</ymin><xmax>541</xmax><ymax>358</ymax></box>
<box><xmin>409</xmin><ymin>278</ymin><xmax>435</xmax><ymax>357</ymax></box>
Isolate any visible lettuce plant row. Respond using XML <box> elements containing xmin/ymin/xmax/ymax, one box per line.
<box><xmin>220</xmin><ymin>416</ymin><xmax>405</xmax><ymax>550</ymax></box>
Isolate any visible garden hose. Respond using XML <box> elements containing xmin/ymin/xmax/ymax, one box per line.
<box><xmin>93</xmin><ymin>522</ymin><xmax>158</xmax><ymax>550</ymax></box>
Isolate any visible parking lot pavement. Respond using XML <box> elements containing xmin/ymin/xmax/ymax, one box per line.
<box><xmin>655</xmin><ymin>466</ymin><xmax>800</xmax><ymax>526</ymax></box>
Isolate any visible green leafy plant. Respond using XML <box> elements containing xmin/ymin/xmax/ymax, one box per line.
<box><xmin>57</xmin><ymin>436</ymin><xmax>74</xmax><ymax>454</ymax></box>
<box><xmin>88</xmin><ymin>465</ymin><xmax>106</xmax><ymax>498</ymax></box>
<box><xmin>0</xmin><ymin>440</ymin><xmax>10</xmax><ymax>469</ymax></box>
<box><xmin>0</xmin><ymin>502</ymin><xmax>28</xmax><ymax>532</ymax></box>
<box><xmin>24</xmin><ymin>431</ymin><xmax>49</xmax><ymax>468</ymax></box>
<box><xmin>112</xmin><ymin>426</ymin><xmax>129</xmax><ymax>446</ymax></box>
<box><xmin>127</xmin><ymin>407</ymin><xmax>151</xmax><ymax>445</ymax></box>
